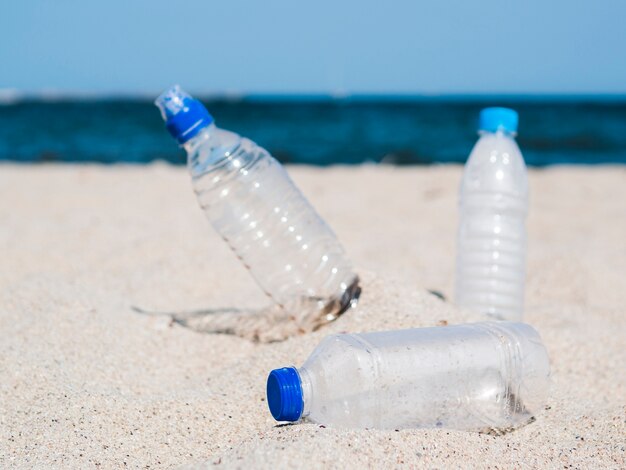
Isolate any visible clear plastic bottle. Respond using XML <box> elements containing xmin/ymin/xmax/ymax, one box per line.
<box><xmin>155</xmin><ymin>86</ymin><xmax>359</xmax><ymax>326</ymax></box>
<box><xmin>266</xmin><ymin>321</ymin><xmax>550</xmax><ymax>431</ymax></box>
<box><xmin>455</xmin><ymin>108</ymin><xmax>529</xmax><ymax>321</ymax></box>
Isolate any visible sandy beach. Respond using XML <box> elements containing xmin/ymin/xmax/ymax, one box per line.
<box><xmin>1</xmin><ymin>163</ymin><xmax>624</xmax><ymax>468</ymax></box>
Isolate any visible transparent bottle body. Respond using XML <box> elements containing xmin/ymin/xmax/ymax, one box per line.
<box><xmin>455</xmin><ymin>131</ymin><xmax>529</xmax><ymax>321</ymax></box>
<box><xmin>297</xmin><ymin>321</ymin><xmax>550</xmax><ymax>430</ymax></box>
<box><xmin>185</xmin><ymin>125</ymin><xmax>358</xmax><ymax>323</ymax></box>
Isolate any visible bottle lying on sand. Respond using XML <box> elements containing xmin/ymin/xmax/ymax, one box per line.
<box><xmin>267</xmin><ymin>322</ymin><xmax>550</xmax><ymax>431</ymax></box>
<box><xmin>155</xmin><ymin>86</ymin><xmax>359</xmax><ymax>330</ymax></box>
<box><xmin>455</xmin><ymin>107</ymin><xmax>529</xmax><ymax>321</ymax></box>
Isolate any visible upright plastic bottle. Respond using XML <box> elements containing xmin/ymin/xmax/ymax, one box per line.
<box><xmin>267</xmin><ymin>322</ymin><xmax>550</xmax><ymax>431</ymax></box>
<box><xmin>155</xmin><ymin>85</ymin><xmax>359</xmax><ymax>326</ymax></box>
<box><xmin>455</xmin><ymin>108</ymin><xmax>529</xmax><ymax>321</ymax></box>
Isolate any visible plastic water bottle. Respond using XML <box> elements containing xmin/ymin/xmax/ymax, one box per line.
<box><xmin>266</xmin><ymin>321</ymin><xmax>550</xmax><ymax>431</ymax></box>
<box><xmin>455</xmin><ymin>108</ymin><xmax>529</xmax><ymax>321</ymax></box>
<box><xmin>155</xmin><ymin>86</ymin><xmax>359</xmax><ymax>327</ymax></box>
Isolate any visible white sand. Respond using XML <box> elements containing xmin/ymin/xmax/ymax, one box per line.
<box><xmin>1</xmin><ymin>164</ymin><xmax>624</xmax><ymax>468</ymax></box>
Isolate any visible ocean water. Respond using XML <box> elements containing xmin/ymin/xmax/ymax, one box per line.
<box><xmin>1</xmin><ymin>97</ymin><xmax>625</xmax><ymax>165</ymax></box>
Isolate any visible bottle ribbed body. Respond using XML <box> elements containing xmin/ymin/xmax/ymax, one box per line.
<box><xmin>188</xmin><ymin>126</ymin><xmax>358</xmax><ymax>323</ymax></box>
<box><xmin>298</xmin><ymin>322</ymin><xmax>550</xmax><ymax>430</ymax></box>
<box><xmin>455</xmin><ymin>132</ymin><xmax>529</xmax><ymax>320</ymax></box>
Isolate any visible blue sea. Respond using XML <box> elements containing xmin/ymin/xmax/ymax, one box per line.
<box><xmin>1</xmin><ymin>96</ymin><xmax>626</xmax><ymax>165</ymax></box>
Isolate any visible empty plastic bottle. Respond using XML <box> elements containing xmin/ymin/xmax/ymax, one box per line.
<box><xmin>455</xmin><ymin>108</ymin><xmax>529</xmax><ymax>321</ymax></box>
<box><xmin>155</xmin><ymin>86</ymin><xmax>359</xmax><ymax>327</ymax></box>
<box><xmin>267</xmin><ymin>321</ymin><xmax>550</xmax><ymax>430</ymax></box>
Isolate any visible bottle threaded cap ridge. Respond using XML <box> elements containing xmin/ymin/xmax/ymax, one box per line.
<box><xmin>479</xmin><ymin>107</ymin><xmax>518</xmax><ymax>134</ymax></box>
<box><xmin>266</xmin><ymin>367</ymin><xmax>303</xmax><ymax>422</ymax></box>
<box><xmin>154</xmin><ymin>85</ymin><xmax>214</xmax><ymax>144</ymax></box>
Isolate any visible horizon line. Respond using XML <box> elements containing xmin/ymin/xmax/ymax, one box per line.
<box><xmin>2</xmin><ymin>88</ymin><xmax>626</xmax><ymax>104</ymax></box>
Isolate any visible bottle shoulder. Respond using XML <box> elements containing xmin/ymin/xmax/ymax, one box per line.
<box><xmin>303</xmin><ymin>334</ymin><xmax>377</xmax><ymax>374</ymax></box>
<box><xmin>187</xmin><ymin>127</ymin><xmax>241</xmax><ymax>161</ymax></box>
<box><xmin>470</xmin><ymin>133</ymin><xmax>522</xmax><ymax>158</ymax></box>
<box><xmin>187</xmin><ymin>127</ymin><xmax>270</xmax><ymax>180</ymax></box>
<box><xmin>461</xmin><ymin>133</ymin><xmax>528</xmax><ymax>200</ymax></box>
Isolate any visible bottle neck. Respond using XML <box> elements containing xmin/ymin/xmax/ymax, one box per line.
<box><xmin>479</xmin><ymin>129</ymin><xmax>517</xmax><ymax>139</ymax></box>
<box><xmin>298</xmin><ymin>367</ymin><xmax>313</xmax><ymax>418</ymax></box>
<box><xmin>182</xmin><ymin>122</ymin><xmax>216</xmax><ymax>153</ymax></box>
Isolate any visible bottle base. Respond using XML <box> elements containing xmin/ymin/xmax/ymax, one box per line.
<box><xmin>256</xmin><ymin>275</ymin><xmax>361</xmax><ymax>341</ymax></box>
<box><xmin>313</xmin><ymin>275</ymin><xmax>361</xmax><ymax>329</ymax></box>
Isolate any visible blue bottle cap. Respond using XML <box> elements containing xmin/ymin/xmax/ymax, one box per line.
<box><xmin>266</xmin><ymin>367</ymin><xmax>303</xmax><ymax>422</ymax></box>
<box><xmin>479</xmin><ymin>107</ymin><xmax>518</xmax><ymax>134</ymax></box>
<box><xmin>154</xmin><ymin>85</ymin><xmax>214</xmax><ymax>144</ymax></box>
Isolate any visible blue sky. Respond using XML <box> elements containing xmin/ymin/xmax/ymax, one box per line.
<box><xmin>1</xmin><ymin>0</ymin><xmax>625</xmax><ymax>95</ymax></box>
